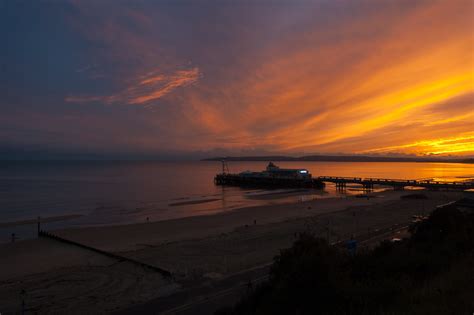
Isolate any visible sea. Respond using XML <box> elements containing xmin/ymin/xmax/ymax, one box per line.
<box><xmin>1</xmin><ymin>160</ymin><xmax>473</xmax><ymax>242</ymax></box>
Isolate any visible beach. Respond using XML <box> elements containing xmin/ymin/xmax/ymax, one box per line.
<box><xmin>5</xmin><ymin>1</ymin><xmax>474</xmax><ymax>312</ymax></box>
<box><xmin>0</xmin><ymin>190</ymin><xmax>462</xmax><ymax>313</ymax></box>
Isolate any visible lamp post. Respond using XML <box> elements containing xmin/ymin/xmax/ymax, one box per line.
<box><xmin>20</xmin><ymin>289</ymin><xmax>26</xmax><ymax>315</ymax></box>
<box><xmin>37</xmin><ymin>216</ymin><xmax>41</xmax><ymax>236</ymax></box>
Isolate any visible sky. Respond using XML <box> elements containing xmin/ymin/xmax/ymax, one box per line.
<box><xmin>1</xmin><ymin>0</ymin><xmax>473</xmax><ymax>159</ymax></box>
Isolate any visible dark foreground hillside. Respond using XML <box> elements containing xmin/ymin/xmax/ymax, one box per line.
<box><xmin>217</xmin><ymin>198</ymin><xmax>474</xmax><ymax>315</ymax></box>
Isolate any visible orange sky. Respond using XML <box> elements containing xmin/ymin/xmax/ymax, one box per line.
<box><xmin>158</xmin><ymin>0</ymin><xmax>473</xmax><ymax>157</ymax></box>
<box><xmin>3</xmin><ymin>0</ymin><xmax>474</xmax><ymax>158</ymax></box>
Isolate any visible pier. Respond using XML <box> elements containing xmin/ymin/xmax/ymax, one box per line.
<box><xmin>215</xmin><ymin>174</ymin><xmax>473</xmax><ymax>191</ymax></box>
<box><xmin>214</xmin><ymin>161</ymin><xmax>326</xmax><ymax>189</ymax></box>
<box><xmin>214</xmin><ymin>161</ymin><xmax>473</xmax><ymax>191</ymax></box>
<box><xmin>317</xmin><ymin>176</ymin><xmax>474</xmax><ymax>191</ymax></box>
<box><xmin>214</xmin><ymin>173</ymin><xmax>325</xmax><ymax>189</ymax></box>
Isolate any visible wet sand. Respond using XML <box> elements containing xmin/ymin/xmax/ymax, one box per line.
<box><xmin>52</xmin><ymin>191</ymin><xmax>408</xmax><ymax>252</ymax></box>
<box><xmin>0</xmin><ymin>190</ymin><xmax>461</xmax><ymax>313</ymax></box>
<box><xmin>168</xmin><ymin>198</ymin><xmax>221</xmax><ymax>207</ymax></box>
<box><xmin>0</xmin><ymin>214</ymin><xmax>83</xmax><ymax>228</ymax></box>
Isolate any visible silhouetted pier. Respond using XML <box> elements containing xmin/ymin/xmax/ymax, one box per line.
<box><xmin>317</xmin><ymin>176</ymin><xmax>474</xmax><ymax>191</ymax></box>
<box><xmin>215</xmin><ymin>174</ymin><xmax>473</xmax><ymax>191</ymax></box>
<box><xmin>214</xmin><ymin>174</ymin><xmax>325</xmax><ymax>189</ymax></box>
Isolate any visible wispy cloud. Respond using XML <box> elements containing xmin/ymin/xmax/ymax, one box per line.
<box><xmin>5</xmin><ymin>0</ymin><xmax>474</xmax><ymax>157</ymax></box>
<box><xmin>361</xmin><ymin>133</ymin><xmax>474</xmax><ymax>156</ymax></box>
<box><xmin>166</xmin><ymin>0</ymin><xmax>474</xmax><ymax>156</ymax></box>
<box><xmin>129</xmin><ymin>68</ymin><xmax>200</xmax><ymax>104</ymax></box>
<box><xmin>66</xmin><ymin>67</ymin><xmax>200</xmax><ymax>106</ymax></box>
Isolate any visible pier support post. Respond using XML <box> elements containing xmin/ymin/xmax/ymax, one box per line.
<box><xmin>362</xmin><ymin>183</ymin><xmax>373</xmax><ymax>192</ymax></box>
<box><xmin>336</xmin><ymin>182</ymin><xmax>346</xmax><ymax>192</ymax></box>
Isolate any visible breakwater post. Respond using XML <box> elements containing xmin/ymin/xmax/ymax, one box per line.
<box><xmin>38</xmin><ymin>230</ymin><xmax>173</xmax><ymax>280</ymax></box>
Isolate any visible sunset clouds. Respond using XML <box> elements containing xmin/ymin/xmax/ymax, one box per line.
<box><xmin>66</xmin><ymin>67</ymin><xmax>200</xmax><ymax>105</ymax></box>
<box><xmin>1</xmin><ymin>0</ymin><xmax>473</xmax><ymax>158</ymax></box>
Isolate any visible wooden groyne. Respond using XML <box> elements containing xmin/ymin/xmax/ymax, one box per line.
<box><xmin>214</xmin><ymin>174</ymin><xmax>325</xmax><ymax>189</ymax></box>
<box><xmin>317</xmin><ymin>176</ymin><xmax>474</xmax><ymax>191</ymax></box>
<box><xmin>38</xmin><ymin>230</ymin><xmax>173</xmax><ymax>279</ymax></box>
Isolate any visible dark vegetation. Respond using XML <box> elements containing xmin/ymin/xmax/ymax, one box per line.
<box><xmin>400</xmin><ymin>193</ymin><xmax>428</xmax><ymax>199</ymax></box>
<box><xmin>204</xmin><ymin>155</ymin><xmax>474</xmax><ymax>164</ymax></box>
<box><xmin>217</xmin><ymin>203</ymin><xmax>474</xmax><ymax>314</ymax></box>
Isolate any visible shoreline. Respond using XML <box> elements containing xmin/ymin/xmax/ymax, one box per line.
<box><xmin>52</xmin><ymin>190</ymin><xmax>403</xmax><ymax>252</ymax></box>
<box><xmin>168</xmin><ymin>198</ymin><xmax>221</xmax><ymax>207</ymax></box>
<box><xmin>0</xmin><ymin>187</ymin><xmax>333</xmax><ymax>237</ymax></box>
<box><xmin>0</xmin><ymin>214</ymin><xmax>84</xmax><ymax>228</ymax></box>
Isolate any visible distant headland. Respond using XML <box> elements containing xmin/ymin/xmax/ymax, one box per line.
<box><xmin>203</xmin><ymin>155</ymin><xmax>474</xmax><ymax>163</ymax></box>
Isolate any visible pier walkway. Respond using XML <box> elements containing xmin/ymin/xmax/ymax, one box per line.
<box><xmin>317</xmin><ymin>176</ymin><xmax>474</xmax><ymax>191</ymax></box>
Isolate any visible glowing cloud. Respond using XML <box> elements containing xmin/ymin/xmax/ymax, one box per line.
<box><xmin>128</xmin><ymin>68</ymin><xmax>200</xmax><ymax>104</ymax></box>
<box><xmin>361</xmin><ymin>133</ymin><xmax>474</xmax><ymax>156</ymax></box>
<box><xmin>66</xmin><ymin>67</ymin><xmax>200</xmax><ymax>105</ymax></box>
<box><xmin>168</xmin><ymin>0</ymin><xmax>474</xmax><ymax>156</ymax></box>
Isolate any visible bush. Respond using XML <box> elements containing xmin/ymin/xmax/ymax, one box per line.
<box><xmin>218</xmin><ymin>205</ymin><xmax>474</xmax><ymax>314</ymax></box>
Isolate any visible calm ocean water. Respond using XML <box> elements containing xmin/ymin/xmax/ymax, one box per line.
<box><xmin>1</xmin><ymin>160</ymin><xmax>473</xmax><ymax>242</ymax></box>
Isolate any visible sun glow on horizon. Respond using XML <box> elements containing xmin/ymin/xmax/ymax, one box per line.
<box><xmin>360</xmin><ymin>133</ymin><xmax>474</xmax><ymax>156</ymax></box>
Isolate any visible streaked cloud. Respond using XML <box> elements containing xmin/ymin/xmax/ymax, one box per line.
<box><xmin>361</xmin><ymin>133</ymin><xmax>474</xmax><ymax>156</ymax></box>
<box><xmin>66</xmin><ymin>67</ymin><xmax>200</xmax><ymax>105</ymax></box>
<box><xmin>166</xmin><ymin>0</ymin><xmax>474</xmax><ymax>156</ymax></box>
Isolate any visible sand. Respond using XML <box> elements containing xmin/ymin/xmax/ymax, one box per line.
<box><xmin>52</xmin><ymin>191</ymin><xmax>409</xmax><ymax>252</ymax></box>
<box><xmin>117</xmin><ymin>190</ymin><xmax>458</xmax><ymax>278</ymax></box>
<box><xmin>0</xmin><ymin>190</ymin><xmax>461</xmax><ymax>314</ymax></box>
<box><xmin>0</xmin><ymin>237</ymin><xmax>178</xmax><ymax>314</ymax></box>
